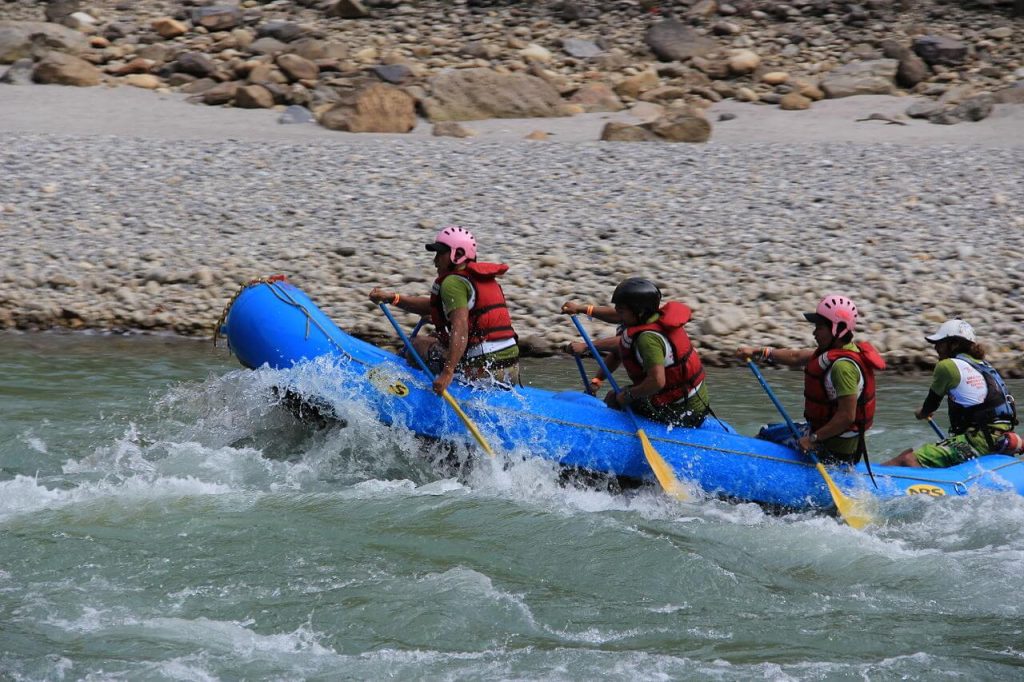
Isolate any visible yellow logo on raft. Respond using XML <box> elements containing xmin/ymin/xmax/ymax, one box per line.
<box><xmin>367</xmin><ymin>367</ymin><xmax>410</xmax><ymax>398</ymax></box>
<box><xmin>906</xmin><ymin>484</ymin><xmax>946</xmax><ymax>497</ymax></box>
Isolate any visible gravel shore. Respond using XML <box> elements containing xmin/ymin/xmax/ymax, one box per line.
<box><xmin>1</xmin><ymin>86</ymin><xmax>1023</xmax><ymax>374</ymax></box>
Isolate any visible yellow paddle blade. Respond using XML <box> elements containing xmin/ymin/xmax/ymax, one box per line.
<box><xmin>637</xmin><ymin>428</ymin><xmax>688</xmax><ymax>501</ymax></box>
<box><xmin>442</xmin><ymin>390</ymin><xmax>495</xmax><ymax>457</ymax></box>
<box><xmin>815</xmin><ymin>462</ymin><xmax>873</xmax><ymax>529</ymax></box>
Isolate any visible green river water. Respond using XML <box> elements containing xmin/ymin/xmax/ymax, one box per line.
<box><xmin>2</xmin><ymin>332</ymin><xmax>1023</xmax><ymax>680</ymax></box>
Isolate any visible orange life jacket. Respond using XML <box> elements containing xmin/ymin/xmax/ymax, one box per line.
<box><xmin>429</xmin><ymin>262</ymin><xmax>517</xmax><ymax>348</ymax></box>
<box><xmin>618</xmin><ymin>301</ymin><xmax>706</xmax><ymax>407</ymax></box>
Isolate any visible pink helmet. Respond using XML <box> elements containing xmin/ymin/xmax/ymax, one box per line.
<box><xmin>804</xmin><ymin>293</ymin><xmax>858</xmax><ymax>338</ymax></box>
<box><xmin>425</xmin><ymin>225</ymin><xmax>477</xmax><ymax>265</ymax></box>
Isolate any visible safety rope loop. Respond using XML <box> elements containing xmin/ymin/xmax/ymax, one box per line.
<box><xmin>213</xmin><ymin>274</ymin><xmax>289</xmax><ymax>348</ymax></box>
<box><xmin>260</xmin><ymin>279</ymin><xmax>354</xmax><ymax>362</ymax></box>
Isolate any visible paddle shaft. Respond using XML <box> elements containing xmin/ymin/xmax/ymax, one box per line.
<box><xmin>745</xmin><ymin>359</ymin><xmax>872</xmax><ymax>528</ymax></box>
<box><xmin>570</xmin><ymin>316</ymin><xmax>625</xmax><ymax>397</ymax></box>
<box><xmin>379</xmin><ymin>303</ymin><xmax>433</xmax><ymax>376</ymax></box>
<box><xmin>570</xmin><ymin>315</ymin><xmax>689</xmax><ymax>500</ymax></box>
<box><xmin>746</xmin><ymin>360</ymin><xmax>802</xmax><ymax>441</ymax></box>
<box><xmin>378</xmin><ymin>303</ymin><xmax>495</xmax><ymax>456</ymax></box>
<box><xmin>572</xmin><ymin>353</ymin><xmax>591</xmax><ymax>392</ymax></box>
<box><xmin>928</xmin><ymin>416</ymin><xmax>946</xmax><ymax>440</ymax></box>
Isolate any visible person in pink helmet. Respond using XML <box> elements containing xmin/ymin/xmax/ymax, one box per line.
<box><xmin>737</xmin><ymin>294</ymin><xmax>886</xmax><ymax>465</ymax></box>
<box><xmin>882</xmin><ymin>319</ymin><xmax>1020</xmax><ymax>467</ymax></box>
<box><xmin>369</xmin><ymin>226</ymin><xmax>519</xmax><ymax>395</ymax></box>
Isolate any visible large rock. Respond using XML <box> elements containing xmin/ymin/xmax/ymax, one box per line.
<box><xmin>993</xmin><ymin>83</ymin><xmax>1024</xmax><ymax>104</ymax></box>
<box><xmin>913</xmin><ymin>35</ymin><xmax>968</xmax><ymax>67</ymax></box>
<box><xmin>645</xmin><ymin>19</ymin><xmax>720</xmax><ymax>62</ymax></box>
<box><xmin>318</xmin><ymin>83</ymin><xmax>416</xmax><ymax>133</ymax></box>
<box><xmin>644</xmin><ymin>107</ymin><xmax>712</xmax><ymax>143</ymax></box>
<box><xmin>0</xmin><ymin>20</ymin><xmax>89</xmax><ymax>64</ymax></box>
<box><xmin>820</xmin><ymin>59</ymin><xmax>898</xmax><ymax>98</ymax></box>
<box><xmin>45</xmin><ymin>0</ymin><xmax>81</xmax><ymax>25</ymax></box>
<box><xmin>174</xmin><ymin>52</ymin><xmax>218</xmax><ymax>79</ymax></box>
<box><xmin>929</xmin><ymin>94</ymin><xmax>995</xmax><ymax>125</ymax></box>
<box><xmin>191</xmin><ymin>6</ymin><xmax>244</xmax><ymax>32</ymax></box>
<box><xmin>422</xmin><ymin>68</ymin><xmax>567</xmax><ymax>121</ymax></box>
<box><xmin>32</xmin><ymin>52</ymin><xmax>101</xmax><ymax>86</ymax></box>
<box><xmin>0</xmin><ymin>58</ymin><xmax>34</xmax><ymax>85</ymax></box>
<box><xmin>561</xmin><ymin>38</ymin><xmax>602</xmax><ymax>59</ymax></box>
<box><xmin>235</xmin><ymin>84</ymin><xmax>275</xmax><ymax>108</ymax></box>
<box><xmin>328</xmin><ymin>0</ymin><xmax>371</xmax><ymax>18</ymax></box>
<box><xmin>151</xmin><ymin>17</ymin><xmax>187</xmax><ymax>39</ymax></box>
<box><xmin>568</xmin><ymin>82</ymin><xmax>624</xmax><ymax>112</ymax></box>
<box><xmin>614</xmin><ymin>68</ymin><xmax>659</xmax><ymax>99</ymax></box>
<box><xmin>881</xmin><ymin>39</ymin><xmax>930</xmax><ymax>88</ymax></box>
<box><xmin>600</xmin><ymin>122</ymin><xmax>659</xmax><ymax>142</ymax></box>
<box><xmin>276</xmin><ymin>53</ymin><xmax>318</xmax><ymax>82</ymax></box>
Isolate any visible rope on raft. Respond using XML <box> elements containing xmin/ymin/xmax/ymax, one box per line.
<box><xmin>212</xmin><ymin>274</ymin><xmax>289</xmax><ymax>348</ymax></box>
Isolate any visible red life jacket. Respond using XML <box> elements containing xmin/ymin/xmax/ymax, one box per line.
<box><xmin>618</xmin><ymin>301</ymin><xmax>706</xmax><ymax>407</ymax></box>
<box><xmin>803</xmin><ymin>341</ymin><xmax>886</xmax><ymax>436</ymax></box>
<box><xmin>429</xmin><ymin>262</ymin><xmax>517</xmax><ymax>348</ymax></box>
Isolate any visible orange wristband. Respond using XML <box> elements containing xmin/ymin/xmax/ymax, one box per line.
<box><xmin>585</xmin><ymin>304</ymin><xmax>594</xmax><ymax>317</ymax></box>
<box><xmin>392</xmin><ymin>293</ymin><xmax>400</xmax><ymax>305</ymax></box>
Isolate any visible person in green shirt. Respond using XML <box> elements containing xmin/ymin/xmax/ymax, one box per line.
<box><xmin>562</xmin><ymin>278</ymin><xmax>712</xmax><ymax>428</ymax></box>
<box><xmin>738</xmin><ymin>294</ymin><xmax>886</xmax><ymax>465</ymax></box>
<box><xmin>882</xmin><ymin>319</ymin><xmax>1019</xmax><ymax>467</ymax></box>
<box><xmin>369</xmin><ymin>226</ymin><xmax>519</xmax><ymax>395</ymax></box>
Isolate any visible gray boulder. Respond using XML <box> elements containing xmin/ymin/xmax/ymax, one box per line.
<box><xmin>820</xmin><ymin>59</ymin><xmax>898</xmax><ymax>98</ymax></box>
<box><xmin>32</xmin><ymin>52</ymin><xmax>101</xmax><ymax>86</ymax></box>
<box><xmin>913</xmin><ymin>35</ymin><xmax>968</xmax><ymax>67</ymax></box>
<box><xmin>319</xmin><ymin>83</ymin><xmax>416</xmax><ymax>133</ymax></box>
<box><xmin>422</xmin><ymin>68</ymin><xmax>568</xmax><ymax>121</ymax></box>
<box><xmin>0</xmin><ymin>20</ymin><xmax>88</xmax><ymax>64</ymax></box>
<box><xmin>645</xmin><ymin>19</ymin><xmax>720</xmax><ymax>62</ymax></box>
<box><xmin>561</xmin><ymin>38</ymin><xmax>603</xmax><ymax>59</ymax></box>
<box><xmin>929</xmin><ymin>95</ymin><xmax>995</xmax><ymax>125</ymax></box>
<box><xmin>0</xmin><ymin>58</ymin><xmax>34</xmax><ymax>85</ymax></box>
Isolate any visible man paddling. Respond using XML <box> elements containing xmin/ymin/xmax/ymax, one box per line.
<box><xmin>882</xmin><ymin>319</ymin><xmax>1020</xmax><ymax>467</ymax></box>
<box><xmin>738</xmin><ymin>293</ymin><xmax>886</xmax><ymax>465</ymax></box>
<box><xmin>562</xmin><ymin>278</ymin><xmax>712</xmax><ymax>427</ymax></box>
<box><xmin>369</xmin><ymin>226</ymin><xmax>520</xmax><ymax>395</ymax></box>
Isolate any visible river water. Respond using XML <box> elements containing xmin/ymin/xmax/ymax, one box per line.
<box><xmin>2</xmin><ymin>333</ymin><xmax>1023</xmax><ymax>680</ymax></box>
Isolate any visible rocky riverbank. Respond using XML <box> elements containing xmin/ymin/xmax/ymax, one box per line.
<box><xmin>2</xmin><ymin>1</ymin><xmax>1023</xmax><ymax>375</ymax></box>
<box><xmin>1</xmin><ymin>89</ymin><xmax>1022</xmax><ymax>374</ymax></box>
<box><xmin>2</xmin><ymin>0</ymin><xmax>1024</xmax><ymax>141</ymax></box>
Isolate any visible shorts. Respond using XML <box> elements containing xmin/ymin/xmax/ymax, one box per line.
<box><xmin>913</xmin><ymin>427</ymin><xmax>1010</xmax><ymax>468</ymax></box>
<box><xmin>423</xmin><ymin>341</ymin><xmax>520</xmax><ymax>388</ymax></box>
<box><xmin>632</xmin><ymin>396</ymin><xmax>709</xmax><ymax>428</ymax></box>
<box><xmin>756</xmin><ymin>421</ymin><xmax>860</xmax><ymax>465</ymax></box>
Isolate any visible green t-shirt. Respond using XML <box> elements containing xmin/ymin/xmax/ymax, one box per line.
<box><xmin>821</xmin><ymin>342</ymin><xmax>864</xmax><ymax>457</ymax></box>
<box><xmin>439</xmin><ymin>275</ymin><xmax>518</xmax><ymax>367</ymax></box>
<box><xmin>439</xmin><ymin>275</ymin><xmax>472</xmax><ymax>317</ymax></box>
<box><xmin>929</xmin><ymin>356</ymin><xmax>970</xmax><ymax>396</ymax></box>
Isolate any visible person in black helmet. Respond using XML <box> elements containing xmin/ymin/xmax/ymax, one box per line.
<box><xmin>561</xmin><ymin>278</ymin><xmax>711</xmax><ymax>427</ymax></box>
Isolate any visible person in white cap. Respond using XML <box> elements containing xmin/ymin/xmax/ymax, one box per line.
<box><xmin>882</xmin><ymin>319</ymin><xmax>1019</xmax><ymax>467</ymax></box>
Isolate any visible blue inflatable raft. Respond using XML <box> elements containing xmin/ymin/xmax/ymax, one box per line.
<box><xmin>221</xmin><ymin>278</ymin><xmax>1024</xmax><ymax>512</ymax></box>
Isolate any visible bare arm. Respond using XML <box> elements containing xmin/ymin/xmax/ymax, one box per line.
<box><xmin>565</xmin><ymin>335</ymin><xmax>619</xmax><ymax>356</ymax></box>
<box><xmin>737</xmin><ymin>345</ymin><xmax>815</xmax><ymax>368</ymax></box>
<box><xmin>369</xmin><ymin>288</ymin><xmax>432</xmax><ymax>317</ymax></box>
<box><xmin>798</xmin><ymin>393</ymin><xmax>857</xmax><ymax>451</ymax></box>
<box><xmin>619</xmin><ymin>364</ymin><xmax>665</xmax><ymax>404</ymax></box>
<box><xmin>433</xmin><ymin>307</ymin><xmax>468</xmax><ymax>395</ymax></box>
<box><xmin>561</xmin><ymin>301</ymin><xmax>621</xmax><ymax>325</ymax></box>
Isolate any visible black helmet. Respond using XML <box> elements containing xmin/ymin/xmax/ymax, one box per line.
<box><xmin>611</xmin><ymin>277</ymin><xmax>662</xmax><ymax>319</ymax></box>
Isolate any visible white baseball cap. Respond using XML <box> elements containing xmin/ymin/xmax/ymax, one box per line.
<box><xmin>925</xmin><ymin>319</ymin><xmax>976</xmax><ymax>343</ymax></box>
